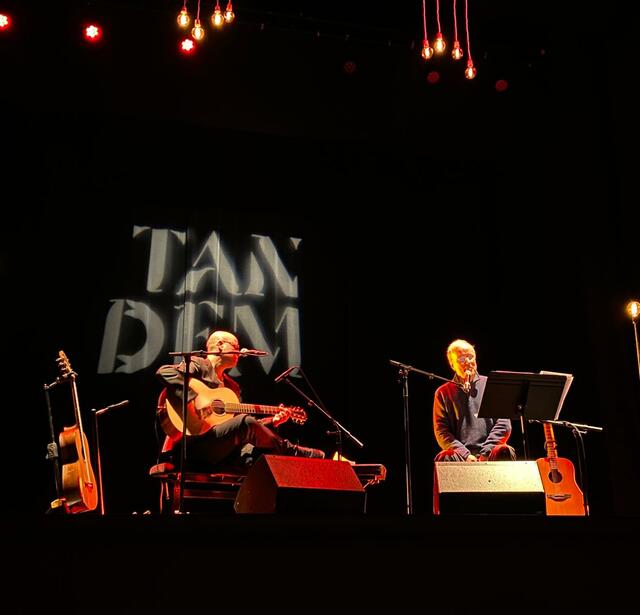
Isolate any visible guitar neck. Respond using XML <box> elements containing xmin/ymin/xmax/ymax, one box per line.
<box><xmin>218</xmin><ymin>402</ymin><xmax>282</xmax><ymax>416</ymax></box>
<box><xmin>543</xmin><ymin>422</ymin><xmax>558</xmax><ymax>463</ymax></box>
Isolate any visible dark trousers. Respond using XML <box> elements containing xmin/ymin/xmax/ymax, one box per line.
<box><xmin>184</xmin><ymin>415</ymin><xmax>294</xmax><ymax>467</ymax></box>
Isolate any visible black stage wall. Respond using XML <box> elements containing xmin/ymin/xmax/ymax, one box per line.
<box><xmin>1</xmin><ymin>1</ymin><xmax>639</xmax><ymax>518</ymax></box>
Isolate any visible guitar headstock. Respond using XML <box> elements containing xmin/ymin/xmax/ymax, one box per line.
<box><xmin>56</xmin><ymin>350</ymin><xmax>76</xmax><ymax>379</ymax></box>
<box><xmin>287</xmin><ymin>406</ymin><xmax>307</xmax><ymax>425</ymax></box>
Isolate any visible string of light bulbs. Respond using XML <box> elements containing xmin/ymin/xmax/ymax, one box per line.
<box><xmin>177</xmin><ymin>0</ymin><xmax>235</xmax><ymax>43</ymax></box>
<box><xmin>420</xmin><ymin>0</ymin><xmax>476</xmax><ymax>79</ymax></box>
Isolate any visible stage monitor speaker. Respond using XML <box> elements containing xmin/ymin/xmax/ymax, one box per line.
<box><xmin>434</xmin><ymin>461</ymin><xmax>545</xmax><ymax>515</ymax></box>
<box><xmin>234</xmin><ymin>455</ymin><xmax>366</xmax><ymax>514</ymax></box>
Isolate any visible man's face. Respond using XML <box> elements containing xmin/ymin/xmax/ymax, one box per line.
<box><xmin>207</xmin><ymin>332</ymin><xmax>240</xmax><ymax>368</ymax></box>
<box><xmin>450</xmin><ymin>345</ymin><xmax>477</xmax><ymax>380</ymax></box>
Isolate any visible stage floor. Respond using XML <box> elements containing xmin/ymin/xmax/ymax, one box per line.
<box><xmin>4</xmin><ymin>514</ymin><xmax>638</xmax><ymax>612</ymax></box>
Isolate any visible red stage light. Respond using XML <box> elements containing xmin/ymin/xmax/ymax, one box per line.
<box><xmin>427</xmin><ymin>70</ymin><xmax>440</xmax><ymax>84</ymax></box>
<box><xmin>0</xmin><ymin>14</ymin><xmax>11</xmax><ymax>30</ymax></box>
<box><xmin>84</xmin><ymin>24</ymin><xmax>102</xmax><ymax>42</ymax></box>
<box><xmin>180</xmin><ymin>38</ymin><xmax>195</xmax><ymax>54</ymax></box>
<box><xmin>343</xmin><ymin>60</ymin><xmax>357</xmax><ymax>75</ymax></box>
<box><xmin>495</xmin><ymin>79</ymin><xmax>509</xmax><ymax>92</ymax></box>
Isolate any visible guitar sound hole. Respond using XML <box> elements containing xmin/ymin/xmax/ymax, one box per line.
<box><xmin>211</xmin><ymin>402</ymin><xmax>226</xmax><ymax>415</ymax></box>
<box><xmin>548</xmin><ymin>470</ymin><xmax>563</xmax><ymax>484</ymax></box>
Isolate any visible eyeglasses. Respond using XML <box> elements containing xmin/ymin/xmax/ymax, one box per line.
<box><xmin>214</xmin><ymin>339</ymin><xmax>239</xmax><ymax>350</ymax></box>
<box><xmin>455</xmin><ymin>355</ymin><xmax>476</xmax><ymax>364</ymax></box>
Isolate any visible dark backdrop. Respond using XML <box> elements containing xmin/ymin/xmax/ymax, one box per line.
<box><xmin>2</xmin><ymin>1</ymin><xmax>638</xmax><ymax>516</ymax></box>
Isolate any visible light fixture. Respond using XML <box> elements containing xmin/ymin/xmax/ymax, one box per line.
<box><xmin>422</xmin><ymin>39</ymin><xmax>434</xmax><ymax>60</ymax></box>
<box><xmin>84</xmin><ymin>24</ymin><xmax>102</xmax><ymax>43</ymax></box>
<box><xmin>419</xmin><ymin>1</ymin><xmax>476</xmax><ymax>78</ymax></box>
<box><xmin>451</xmin><ymin>0</ymin><xmax>463</xmax><ymax>59</ymax></box>
<box><xmin>224</xmin><ymin>1</ymin><xmax>235</xmax><ymax>24</ymax></box>
<box><xmin>212</xmin><ymin>2</ymin><xmax>224</xmax><ymax>28</ymax></box>
<box><xmin>192</xmin><ymin>18</ymin><xmax>205</xmax><ymax>40</ymax></box>
<box><xmin>627</xmin><ymin>300</ymin><xmax>640</xmax><ymax>322</ymax></box>
<box><xmin>452</xmin><ymin>40</ymin><xmax>463</xmax><ymax>60</ymax></box>
<box><xmin>420</xmin><ymin>1</ymin><xmax>434</xmax><ymax>60</ymax></box>
<box><xmin>626</xmin><ymin>300</ymin><xmax>640</xmax><ymax>383</ymax></box>
<box><xmin>0</xmin><ymin>13</ymin><xmax>11</xmax><ymax>30</ymax></box>
<box><xmin>434</xmin><ymin>0</ymin><xmax>446</xmax><ymax>52</ymax></box>
<box><xmin>464</xmin><ymin>59</ymin><xmax>476</xmax><ymax>79</ymax></box>
<box><xmin>180</xmin><ymin>38</ymin><xmax>196</xmax><ymax>53</ymax></box>
<box><xmin>177</xmin><ymin>5</ymin><xmax>191</xmax><ymax>28</ymax></box>
<box><xmin>178</xmin><ymin>0</ymin><xmax>237</xmax><ymax>46</ymax></box>
<box><xmin>463</xmin><ymin>0</ymin><xmax>476</xmax><ymax>78</ymax></box>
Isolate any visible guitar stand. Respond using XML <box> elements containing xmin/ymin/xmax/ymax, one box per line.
<box><xmin>46</xmin><ymin>498</ymin><xmax>69</xmax><ymax>515</ymax></box>
<box><xmin>43</xmin><ymin>379</ymin><xmax>65</xmax><ymax>514</ymax></box>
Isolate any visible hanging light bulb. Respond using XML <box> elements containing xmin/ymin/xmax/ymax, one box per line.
<box><xmin>434</xmin><ymin>32</ymin><xmax>446</xmax><ymax>53</ymax></box>
<box><xmin>452</xmin><ymin>40</ymin><xmax>464</xmax><ymax>60</ymax></box>
<box><xmin>212</xmin><ymin>2</ymin><xmax>224</xmax><ymax>27</ymax></box>
<box><xmin>192</xmin><ymin>18</ymin><xmax>205</xmax><ymax>40</ymax></box>
<box><xmin>464</xmin><ymin>59</ymin><xmax>477</xmax><ymax>79</ymax></box>
<box><xmin>462</xmin><ymin>1</ymin><xmax>475</xmax><ymax>79</ymax></box>
<box><xmin>421</xmin><ymin>39</ymin><xmax>434</xmax><ymax>60</ymax></box>
<box><xmin>224</xmin><ymin>1</ymin><xmax>235</xmax><ymax>23</ymax></box>
<box><xmin>0</xmin><ymin>13</ymin><xmax>10</xmax><ymax>30</ymax></box>
<box><xmin>177</xmin><ymin>9</ymin><xmax>191</xmax><ymax>28</ymax></box>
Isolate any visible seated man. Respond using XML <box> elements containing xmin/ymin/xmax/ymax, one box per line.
<box><xmin>156</xmin><ymin>329</ymin><xmax>324</xmax><ymax>471</ymax></box>
<box><xmin>433</xmin><ymin>339</ymin><xmax>516</xmax><ymax>462</ymax></box>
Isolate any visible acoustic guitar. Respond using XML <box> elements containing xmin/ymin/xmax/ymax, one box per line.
<box><xmin>536</xmin><ymin>422</ymin><xmax>586</xmax><ymax>516</ymax></box>
<box><xmin>57</xmin><ymin>351</ymin><xmax>98</xmax><ymax>513</ymax></box>
<box><xmin>158</xmin><ymin>379</ymin><xmax>308</xmax><ymax>439</ymax></box>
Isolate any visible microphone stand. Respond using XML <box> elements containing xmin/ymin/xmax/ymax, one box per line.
<box><xmin>168</xmin><ymin>349</ymin><xmax>212</xmax><ymax>514</ymax></box>
<box><xmin>91</xmin><ymin>400</ymin><xmax>129</xmax><ymax>515</ymax></box>
<box><xmin>276</xmin><ymin>375</ymin><xmax>364</xmax><ymax>457</ymax></box>
<box><xmin>632</xmin><ymin>316</ymin><xmax>640</xmax><ymax>384</ymax></box>
<box><xmin>389</xmin><ymin>359</ymin><xmax>461</xmax><ymax>516</ymax></box>
<box><xmin>167</xmin><ymin>348</ymin><xmax>243</xmax><ymax>513</ymax></box>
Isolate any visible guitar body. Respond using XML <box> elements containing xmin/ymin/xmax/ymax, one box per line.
<box><xmin>158</xmin><ymin>380</ymin><xmax>307</xmax><ymax>438</ymax></box>
<box><xmin>536</xmin><ymin>422</ymin><xmax>586</xmax><ymax>516</ymax></box>
<box><xmin>59</xmin><ymin>425</ymin><xmax>98</xmax><ymax>513</ymax></box>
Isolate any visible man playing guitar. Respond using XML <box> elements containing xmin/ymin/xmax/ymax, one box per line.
<box><xmin>156</xmin><ymin>330</ymin><xmax>324</xmax><ymax>470</ymax></box>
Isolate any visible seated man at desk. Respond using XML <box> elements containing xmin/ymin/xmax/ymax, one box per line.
<box><xmin>433</xmin><ymin>339</ymin><xmax>516</xmax><ymax>462</ymax></box>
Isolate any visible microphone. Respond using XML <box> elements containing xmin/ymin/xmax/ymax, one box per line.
<box><xmin>239</xmin><ymin>348</ymin><xmax>269</xmax><ymax>357</ymax></box>
<box><xmin>274</xmin><ymin>366</ymin><xmax>298</xmax><ymax>383</ymax></box>
<box><xmin>463</xmin><ymin>370</ymin><xmax>473</xmax><ymax>394</ymax></box>
<box><xmin>94</xmin><ymin>400</ymin><xmax>129</xmax><ymax>415</ymax></box>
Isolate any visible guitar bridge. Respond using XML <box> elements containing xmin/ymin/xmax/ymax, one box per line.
<box><xmin>547</xmin><ymin>494</ymin><xmax>572</xmax><ymax>502</ymax></box>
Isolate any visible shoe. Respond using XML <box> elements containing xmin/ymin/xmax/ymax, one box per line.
<box><xmin>292</xmin><ymin>444</ymin><xmax>325</xmax><ymax>459</ymax></box>
<box><xmin>331</xmin><ymin>452</ymin><xmax>355</xmax><ymax>464</ymax></box>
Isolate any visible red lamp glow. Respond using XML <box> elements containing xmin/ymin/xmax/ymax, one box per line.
<box><xmin>84</xmin><ymin>24</ymin><xmax>102</xmax><ymax>42</ymax></box>
<box><xmin>180</xmin><ymin>38</ymin><xmax>195</xmax><ymax>53</ymax></box>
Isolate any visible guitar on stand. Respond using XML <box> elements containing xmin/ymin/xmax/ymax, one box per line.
<box><xmin>56</xmin><ymin>351</ymin><xmax>98</xmax><ymax>513</ymax></box>
<box><xmin>536</xmin><ymin>421</ymin><xmax>586</xmax><ymax>516</ymax></box>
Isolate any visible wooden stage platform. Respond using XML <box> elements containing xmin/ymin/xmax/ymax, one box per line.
<box><xmin>3</xmin><ymin>513</ymin><xmax>638</xmax><ymax>613</ymax></box>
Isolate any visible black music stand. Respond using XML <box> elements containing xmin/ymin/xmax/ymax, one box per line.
<box><xmin>478</xmin><ymin>371</ymin><xmax>569</xmax><ymax>460</ymax></box>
